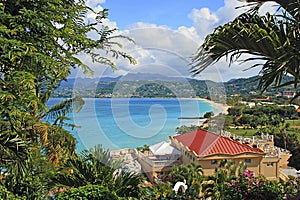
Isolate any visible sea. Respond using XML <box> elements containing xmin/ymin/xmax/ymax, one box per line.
<box><xmin>48</xmin><ymin>98</ymin><xmax>217</xmax><ymax>152</ymax></box>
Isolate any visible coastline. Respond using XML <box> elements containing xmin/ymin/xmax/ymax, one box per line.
<box><xmin>191</xmin><ymin>97</ymin><xmax>230</xmax><ymax>115</ymax></box>
<box><xmin>180</xmin><ymin>97</ymin><xmax>230</xmax><ymax>127</ymax></box>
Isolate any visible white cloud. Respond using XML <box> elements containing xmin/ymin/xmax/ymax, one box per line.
<box><xmin>188</xmin><ymin>8</ymin><xmax>219</xmax><ymax>40</ymax></box>
<box><xmin>86</xmin><ymin>0</ymin><xmax>106</xmax><ymax>8</ymax></box>
<box><xmin>215</xmin><ymin>0</ymin><xmax>248</xmax><ymax>24</ymax></box>
<box><xmin>73</xmin><ymin>0</ymin><xmax>274</xmax><ymax>82</ymax></box>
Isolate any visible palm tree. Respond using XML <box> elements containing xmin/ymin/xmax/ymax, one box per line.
<box><xmin>168</xmin><ymin>163</ymin><xmax>204</xmax><ymax>198</ymax></box>
<box><xmin>54</xmin><ymin>145</ymin><xmax>145</xmax><ymax>198</ymax></box>
<box><xmin>0</xmin><ymin>0</ymin><xmax>137</xmax><ymax>168</ymax></box>
<box><xmin>0</xmin><ymin>131</ymin><xmax>28</xmax><ymax>175</ymax></box>
<box><xmin>191</xmin><ymin>0</ymin><xmax>300</xmax><ymax>100</ymax></box>
<box><xmin>33</xmin><ymin>96</ymin><xmax>85</xmax><ymax>166</ymax></box>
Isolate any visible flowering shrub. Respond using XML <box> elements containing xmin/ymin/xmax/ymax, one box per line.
<box><xmin>221</xmin><ymin>170</ymin><xmax>284</xmax><ymax>200</ymax></box>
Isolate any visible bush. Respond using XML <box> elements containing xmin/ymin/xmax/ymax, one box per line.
<box><xmin>55</xmin><ymin>185</ymin><xmax>121</xmax><ymax>200</ymax></box>
<box><xmin>222</xmin><ymin>170</ymin><xmax>284</xmax><ymax>200</ymax></box>
<box><xmin>0</xmin><ymin>184</ymin><xmax>25</xmax><ymax>200</ymax></box>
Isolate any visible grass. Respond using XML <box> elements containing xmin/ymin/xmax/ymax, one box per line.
<box><xmin>224</xmin><ymin>128</ymin><xmax>257</xmax><ymax>136</ymax></box>
<box><xmin>225</xmin><ymin>119</ymin><xmax>300</xmax><ymax>141</ymax></box>
<box><xmin>286</xmin><ymin>119</ymin><xmax>300</xmax><ymax>128</ymax></box>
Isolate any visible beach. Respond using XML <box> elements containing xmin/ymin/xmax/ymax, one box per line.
<box><xmin>186</xmin><ymin>97</ymin><xmax>230</xmax><ymax>127</ymax></box>
<box><xmin>193</xmin><ymin>98</ymin><xmax>230</xmax><ymax>115</ymax></box>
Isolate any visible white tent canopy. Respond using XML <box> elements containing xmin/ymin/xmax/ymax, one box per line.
<box><xmin>149</xmin><ymin>141</ymin><xmax>181</xmax><ymax>155</ymax></box>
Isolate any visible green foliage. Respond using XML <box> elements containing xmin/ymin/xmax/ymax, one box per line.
<box><xmin>135</xmin><ymin>83</ymin><xmax>176</xmax><ymax>98</ymax></box>
<box><xmin>146</xmin><ymin>160</ymin><xmax>300</xmax><ymax>199</ymax></box>
<box><xmin>191</xmin><ymin>0</ymin><xmax>300</xmax><ymax>100</ymax></box>
<box><xmin>0</xmin><ymin>0</ymin><xmax>136</xmax><ymax>198</ymax></box>
<box><xmin>288</xmin><ymin>147</ymin><xmax>300</xmax><ymax>171</ymax></box>
<box><xmin>4</xmin><ymin>149</ymin><xmax>57</xmax><ymax>199</ymax></box>
<box><xmin>175</xmin><ymin>125</ymin><xmax>203</xmax><ymax>135</ymax></box>
<box><xmin>55</xmin><ymin>185</ymin><xmax>121</xmax><ymax>200</ymax></box>
<box><xmin>0</xmin><ymin>184</ymin><xmax>25</xmax><ymax>200</ymax></box>
<box><xmin>203</xmin><ymin>111</ymin><xmax>214</xmax><ymax>118</ymax></box>
<box><xmin>227</xmin><ymin>104</ymin><xmax>297</xmax><ymax>128</ymax></box>
<box><xmin>53</xmin><ymin>75</ymin><xmax>300</xmax><ymax>101</ymax></box>
<box><xmin>136</xmin><ymin>144</ymin><xmax>150</xmax><ymax>153</ymax></box>
<box><xmin>228</xmin><ymin>106</ymin><xmax>245</xmax><ymax>116</ymax></box>
<box><xmin>0</xmin><ymin>0</ymin><xmax>136</xmax><ymax>166</ymax></box>
<box><xmin>0</xmin><ymin>131</ymin><xmax>29</xmax><ymax>175</ymax></box>
<box><xmin>147</xmin><ymin>182</ymin><xmax>177</xmax><ymax>199</ymax></box>
<box><xmin>166</xmin><ymin>163</ymin><xmax>203</xmax><ymax>198</ymax></box>
<box><xmin>54</xmin><ymin>145</ymin><xmax>145</xmax><ymax>198</ymax></box>
<box><xmin>222</xmin><ymin>170</ymin><xmax>284</xmax><ymax>200</ymax></box>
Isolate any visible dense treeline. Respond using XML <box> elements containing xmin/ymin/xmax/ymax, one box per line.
<box><xmin>53</xmin><ymin>75</ymin><xmax>299</xmax><ymax>101</ymax></box>
<box><xmin>225</xmin><ymin>103</ymin><xmax>300</xmax><ymax>170</ymax></box>
<box><xmin>227</xmin><ymin>104</ymin><xmax>298</xmax><ymax>128</ymax></box>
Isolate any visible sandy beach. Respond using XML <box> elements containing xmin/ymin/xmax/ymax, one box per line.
<box><xmin>186</xmin><ymin>97</ymin><xmax>230</xmax><ymax>127</ymax></box>
<box><xmin>192</xmin><ymin>97</ymin><xmax>230</xmax><ymax>115</ymax></box>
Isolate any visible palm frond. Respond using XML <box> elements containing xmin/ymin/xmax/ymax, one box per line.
<box><xmin>113</xmin><ymin>170</ymin><xmax>145</xmax><ymax>198</ymax></box>
<box><xmin>45</xmin><ymin>95</ymin><xmax>85</xmax><ymax>122</ymax></box>
<box><xmin>0</xmin><ymin>131</ymin><xmax>29</xmax><ymax>175</ymax></box>
<box><xmin>33</xmin><ymin>122</ymin><xmax>49</xmax><ymax>146</ymax></box>
<box><xmin>191</xmin><ymin>10</ymin><xmax>299</xmax><ymax>98</ymax></box>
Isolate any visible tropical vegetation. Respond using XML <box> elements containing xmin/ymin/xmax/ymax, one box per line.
<box><xmin>191</xmin><ymin>0</ymin><xmax>300</xmax><ymax>101</ymax></box>
<box><xmin>0</xmin><ymin>0</ymin><xmax>299</xmax><ymax>199</ymax></box>
<box><xmin>0</xmin><ymin>0</ymin><xmax>136</xmax><ymax>198</ymax></box>
<box><xmin>146</xmin><ymin>160</ymin><xmax>300</xmax><ymax>200</ymax></box>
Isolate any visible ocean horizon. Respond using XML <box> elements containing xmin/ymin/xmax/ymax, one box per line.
<box><xmin>48</xmin><ymin>98</ymin><xmax>217</xmax><ymax>152</ymax></box>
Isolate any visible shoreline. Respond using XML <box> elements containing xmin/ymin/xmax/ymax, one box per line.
<box><xmin>189</xmin><ymin>97</ymin><xmax>230</xmax><ymax>115</ymax></box>
<box><xmin>179</xmin><ymin>97</ymin><xmax>230</xmax><ymax>127</ymax></box>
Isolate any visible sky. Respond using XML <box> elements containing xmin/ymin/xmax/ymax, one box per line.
<box><xmin>74</xmin><ymin>0</ymin><xmax>277</xmax><ymax>82</ymax></box>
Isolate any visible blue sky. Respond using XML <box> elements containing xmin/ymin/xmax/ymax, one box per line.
<box><xmin>102</xmin><ymin>0</ymin><xmax>225</xmax><ymax>29</ymax></box>
<box><xmin>78</xmin><ymin>0</ymin><xmax>275</xmax><ymax>81</ymax></box>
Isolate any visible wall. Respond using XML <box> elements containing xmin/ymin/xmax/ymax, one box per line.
<box><xmin>260</xmin><ymin>157</ymin><xmax>280</xmax><ymax>180</ymax></box>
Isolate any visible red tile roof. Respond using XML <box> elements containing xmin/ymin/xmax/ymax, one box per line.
<box><xmin>172</xmin><ymin>130</ymin><xmax>264</xmax><ymax>157</ymax></box>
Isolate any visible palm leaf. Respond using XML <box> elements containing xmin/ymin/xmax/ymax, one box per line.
<box><xmin>0</xmin><ymin>131</ymin><xmax>29</xmax><ymax>175</ymax></box>
<box><xmin>191</xmin><ymin>9</ymin><xmax>299</xmax><ymax>98</ymax></box>
<box><xmin>45</xmin><ymin>95</ymin><xmax>85</xmax><ymax>122</ymax></box>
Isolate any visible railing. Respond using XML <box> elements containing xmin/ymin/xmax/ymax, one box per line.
<box><xmin>152</xmin><ymin>160</ymin><xmax>181</xmax><ymax>168</ymax></box>
<box><xmin>137</xmin><ymin>152</ymin><xmax>181</xmax><ymax>168</ymax></box>
<box><xmin>279</xmin><ymin>169</ymin><xmax>290</xmax><ymax>182</ymax></box>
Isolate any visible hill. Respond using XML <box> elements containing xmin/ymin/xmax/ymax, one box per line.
<box><xmin>51</xmin><ymin>73</ymin><xmax>297</xmax><ymax>100</ymax></box>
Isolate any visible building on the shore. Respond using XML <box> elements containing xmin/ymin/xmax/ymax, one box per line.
<box><xmin>137</xmin><ymin>129</ymin><xmax>291</xmax><ymax>182</ymax></box>
<box><xmin>136</xmin><ymin>141</ymin><xmax>181</xmax><ymax>182</ymax></box>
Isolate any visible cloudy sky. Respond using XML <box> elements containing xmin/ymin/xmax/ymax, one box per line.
<box><xmin>74</xmin><ymin>0</ymin><xmax>277</xmax><ymax>82</ymax></box>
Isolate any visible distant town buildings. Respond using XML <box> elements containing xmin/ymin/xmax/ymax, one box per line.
<box><xmin>251</xmin><ymin>96</ymin><xmax>271</xmax><ymax>101</ymax></box>
<box><xmin>282</xmin><ymin>91</ymin><xmax>296</xmax><ymax>98</ymax></box>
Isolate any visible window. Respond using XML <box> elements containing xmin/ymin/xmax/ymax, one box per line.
<box><xmin>211</xmin><ymin>160</ymin><xmax>218</xmax><ymax>165</ymax></box>
<box><xmin>245</xmin><ymin>159</ymin><xmax>251</xmax><ymax>163</ymax></box>
<box><xmin>267</xmin><ymin>162</ymin><xmax>274</xmax><ymax>166</ymax></box>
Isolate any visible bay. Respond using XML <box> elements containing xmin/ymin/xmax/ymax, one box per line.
<box><xmin>48</xmin><ymin>98</ymin><xmax>217</xmax><ymax>151</ymax></box>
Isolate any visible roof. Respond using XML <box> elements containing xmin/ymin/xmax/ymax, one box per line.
<box><xmin>251</xmin><ymin>96</ymin><xmax>271</xmax><ymax>101</ymax></box>
<box><xmin>149</xmin><ymin>141</ymin><xmax>181</xmax><ymax>155</ymax></box>
<box><xmin>172</xmin><ymin>130</ymin><xmax>264</xmax><ymax>157</ymax></box>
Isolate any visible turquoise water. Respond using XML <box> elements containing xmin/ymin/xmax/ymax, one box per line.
<box><xmin>48</xmin><ymin>98</ymin><xmax>216</xmax><ymax>151</ymax></box>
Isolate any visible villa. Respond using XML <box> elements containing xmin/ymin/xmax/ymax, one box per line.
<box><xmin>137</xmin><ymin>129</ymin><xmax>291</xmax><ymax>182</ymax></box>
<box><xmin>136</xmin><ymin>141</ymin><xmax>181</xmax><ymax>182</ymax></box>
